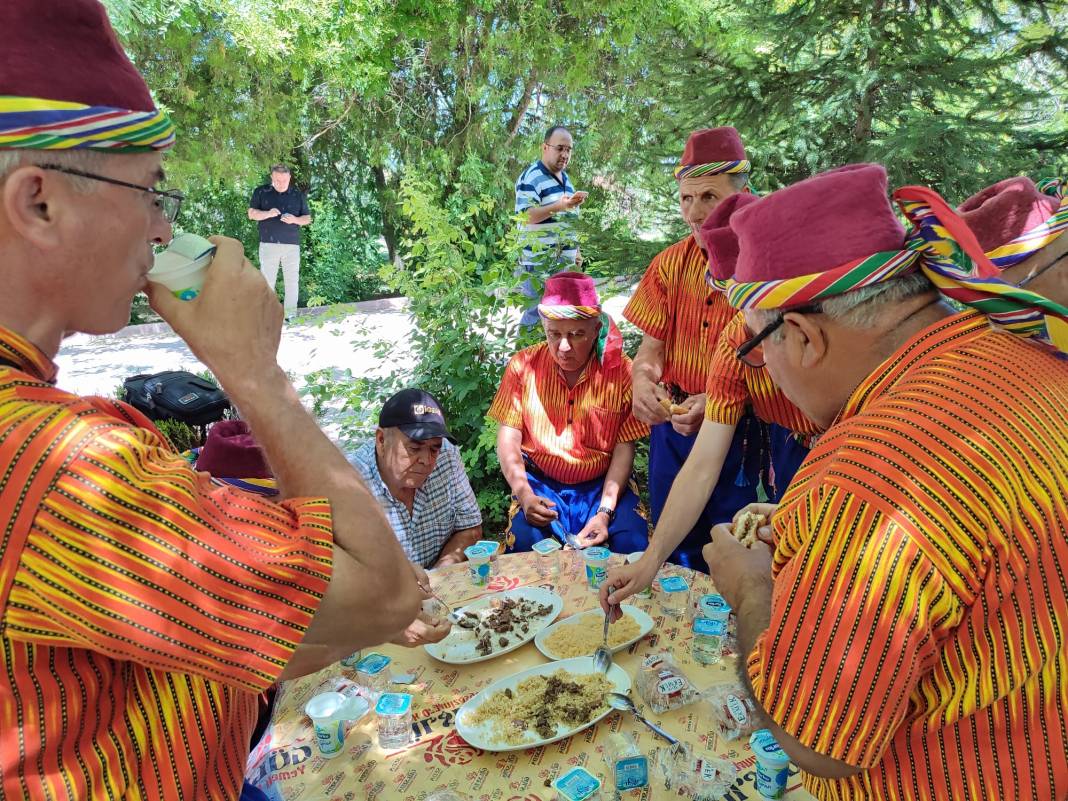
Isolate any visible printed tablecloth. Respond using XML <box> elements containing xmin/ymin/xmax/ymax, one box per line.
<box><xmin>248</xmin><ymin>551</ymin><xmax>816</xmax><ymax>801</ymax></box>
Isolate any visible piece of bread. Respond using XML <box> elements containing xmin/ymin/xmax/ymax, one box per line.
<box><xmin>659</xmin><ymin>397</ymin><xmax>673</xmax><ymax>414</ymax></box>
<box><xmin>670</xmin><ymin>403</ymin><xmax>688</xmax><ymax>415</ymax></box>
<box><xmin>733</xmin><ymin>510</ymin><xmax>765</xmax><ymax>547</ymax></box>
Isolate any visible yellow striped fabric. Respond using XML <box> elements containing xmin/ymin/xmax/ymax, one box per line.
<box><xmin>749</xmin><ymin>312</ymin><xmax>1068</xmax><ymax>800</ymax></box>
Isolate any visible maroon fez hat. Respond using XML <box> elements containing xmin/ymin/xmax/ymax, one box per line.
<box><xmin>0</xmin><ymin>0</ymin><xmax>156</xmax><ymax>111</ymax></box>
<box><xmin>540</xmin><ymin>271</ymin><xmax>602</xmax><ymax>309</ymax></box>
<box><xmin>701</xmin><ymin>192</ymin><xmax>762</xmax><ymax>281</ymax></box>
<box><xmin>195</xmin><ymin>421</ymin><xmax>272</xmax><ymax>479</ymax></box>
<box><xmin>679</xmin><ymin>127</ymin><xmax>748</xmax><ymax>167</ymax></box>
<box><xmin>957</xmin><ymin>177</ymin><xmax>1061</xmax><ymax>253</ymax></box>
<box><xmin>731</xmin><ymin>164</ymin><xmax>905</xmax><ymax>283</ymax></box>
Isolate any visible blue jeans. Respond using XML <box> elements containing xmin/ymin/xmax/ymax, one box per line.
<box><xmin>506</xmin><ymin>469</ymin><xmax>649</xmax><ymax>554</ymax></box>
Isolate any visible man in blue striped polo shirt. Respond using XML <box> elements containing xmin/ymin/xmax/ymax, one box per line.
<box><xmin>514</xmin><ymin>125</ymin><xmax>588</xmax><ymax>325</ymax></box>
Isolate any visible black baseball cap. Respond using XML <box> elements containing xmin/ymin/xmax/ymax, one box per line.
<box><xmin>379</xmin><ymin>388</ymin><xmax>456</xmax><ymax>443</ymax></box>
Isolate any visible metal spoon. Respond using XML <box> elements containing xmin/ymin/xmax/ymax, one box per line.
<box><xmin>592</xmin><ymin>606</ymin><xmax>614</xmax><ymax>674</ymax></box>
<box><xmin>606</xmin><ymin>692</ymin><xmax>679</xmax><ymax>745</ymax></box>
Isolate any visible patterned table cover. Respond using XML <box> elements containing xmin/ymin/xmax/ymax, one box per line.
<box><xmin>248</xmin><ymin>551</ymin><xmax>815</xmax><ymax>801</ymax></box>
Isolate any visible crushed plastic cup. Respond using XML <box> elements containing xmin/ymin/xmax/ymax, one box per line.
<box><xmin>750</xmin><ymin>729</ymin><xmax>791</xmax><ymax>798</ymax></box>
<box><xmin>583</xmin><ymin>546</ymin><xmax>611</xmax><ymax>591</ymax></box>
<box><xmin>305</xmin><ymin>691</ymin><xmax>367</xmax><ymax>759</ymax></box>
<box><xmin>464</xmin><ymin>544</ymin><xmax>493</xmax><ymax>587</ymax></box>
<box><xmin>147</xmin><ymin>233</ymin><xmax>216</xmax><ymax>300</ymax></box>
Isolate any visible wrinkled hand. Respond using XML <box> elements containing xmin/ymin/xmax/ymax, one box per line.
<box><xmin>670</xmin><ymin>393</ymin><xmax>705</xmax><ymax>436</ymax></box>
<box><xmin>390</xmin><ymin>610</ymin><xmax>452</xmax><ymax>647</ymax></box>
<box><xmin>280</xmin><ymin>213</ymin><xmax>296</xmax><ymax>224</ymax></box>
<box><xmin>633</xmin><ymin>377</ymin><xmax>671</xmax><ymax>426</ymax></box>
<box><xmin>599</xmin><ymin>557</ymin><xmax>658</xmax><ymax>619</ymax></box>
<box><xmin>702</xmin><ymin>523</ymin><xmax>772</xmax><ymax>609</ymax></box>
<box><xmin>575</xmin><ymin>513</ymin><xmax>609</xmax><ymax>549</ymax></box>
<box><xmin>409</xmin><ymin>562</ymin><xmax>433</xmax><ymax>599</ymax></box>
<box><xmin>521</xmin><ymin>493</ymin><xmax>558</xmax><ymax>526</ymax></box>
<box><xmin>146</xmin><ymin>236</ymin><xmax>282</xmax><ymax>389</ymax></box>
<box><xmin>733</xmin><ymin>503</ymin><xmax>779</xmax><ymax>546</ymax></box>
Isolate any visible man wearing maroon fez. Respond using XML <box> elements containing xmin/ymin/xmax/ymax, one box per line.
<box><xmin>622</xmin><ymin>127</ymin><xmax>807</xmax><ymax>571</ymax></box>
<box><xmin>0</xmin><ymin>2</ymin><xmax>425</xmax><ymax>799</ymax></box>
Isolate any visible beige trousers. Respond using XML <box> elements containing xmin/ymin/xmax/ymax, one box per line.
<box><xmin>259</xmin><ymin>242</ymin><xmax>301</xmax><ymax>314</ymax></box>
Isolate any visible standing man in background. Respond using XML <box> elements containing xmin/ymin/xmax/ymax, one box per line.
<box><xmin>248</xmin><ymin>164</ymin><xmax>311</xmax><ymax>318</ymax></box>
<box><xmin>514</xmin><ymin>126</ymin><xmax>588</xmax><ymax>326</ymax></box>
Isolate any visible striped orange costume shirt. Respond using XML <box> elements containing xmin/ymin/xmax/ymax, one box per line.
<box><xmin>704</xmin><ymin>311</ymin><xmax>821</xmax><ymax>436</ymax></box>
<box><xmin>0</xmin><ymin>327</ymin><xmax>334</xmax><ymax>801</ymax></box>
<box><xmin>623</xmin><ymin>234</ymin><xmax>736</xmax><ymax>395</ymax></box>
<box><xmin>748</xmin><ymin>313</ymin><xmax>1068</xmax><ymax>801</ymax></box>
<box><xmin>488</xmin><ymin>342</ymin><xmax>649</xmax><ymax>484</ymax></box>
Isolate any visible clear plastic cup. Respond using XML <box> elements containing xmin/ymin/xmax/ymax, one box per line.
<box><xmin>602</xmin><ymin>731</ymin><xmax>648</xmax><ymax>792</ymax></box>
<box><xmin>305</xmin><ymin>692</ymin><xmax>367</xmax><ymax>759</ymax></box>
<box><xmin>147</xmin><ymin>233</ymin><xmax>216</xmax><ymax>300</ymax></box>
<box><xmin>553</xmin><ymin>766</ymin><xmax>602</xmax><ymax>801</ymax></box>
<box><xmin>658</xmin><ymin>575</ymin><xmax>690</xmax><ymax>617</ymax></box>
<box><xmin>532</xmin><ymin>537</ymin><xmax>562</xmax><ymax>578</ymax></box>
<box><xmin>626</xmin><ymin>551</ymin><xmax>653</xmax><ymax>598</ymax></box>
<box><xmin>583</xmin><ymin>546</ymin><xmax>611</xmax><ymax>591</ymax></box>
<box><xmin>375</xmin><ymin>692</ymin><xmax>413</xmax><ymax>749</ymax></box>
<box><xmin>354</xmin><ymin>652</ymin><xmax>392</xmax><ymax>701</ymax></box>
<box><xmin>464</xmin><ymin>543</ymin><xmax>493</xmax><ymax>587</ymax></box>
<box><xmin>750</xmin><ymin>729</ymin><xmax>791</xmax><ymax>798</ymax></box>
<box><xmin>475</xmin><ymin>540</ymin><xmax>501</xmax><ymax>575</ymax></box>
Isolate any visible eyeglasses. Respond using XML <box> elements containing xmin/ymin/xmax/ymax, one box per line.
<box><xmin>41</xmin><ymin>165</ymin><xmax>184</xmax><ymax>224</ymax></box>
<box><xmin>735</xmin><ymin>303</ymin><xmax>821</xmax><ymax>368</ymax></box>
<box><xmin>545</xmin><ymin>144</ymin><xmax>573</xmax><ymax>154</ymax></box>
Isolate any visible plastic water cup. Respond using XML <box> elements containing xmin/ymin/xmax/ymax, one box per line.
<box><xmin>475</xmin><ymin>539</ymin><xmax>501</xmax><ymax>576</ymax></box>
<box><xmin>339</xmin><ymin>649</ymin><xmax>362</xmax><ymax>669</ymax></box>
<box><xmin>553</xmin><ymin>766</ymin><xmax>602</xmax><ymax>801</ymax></box>
<box><xmin>583</xmin><ymin>546</ymin><xmax>611</xmax><ymax>591</ymax></box>
<box><xmin>375</xmin><ymin>692</ymin><xmax>413</xmax><ymax>749</ymax></box>
<box><xmin>750</xmin><ymin>729</ymin><xmax>791</xmax><ymax>798</ymax></box>
<box><xmin>533</xmin><ymin>537</ymin><xmax>562</xmax><ymax>578</ymax></box>
<box><xmin>658</xmin><ymin>575</ymin><xmax>690</xmax><ymax>618</ymax></box>
<box><xmin>465</xmin><ymin>544</ymin><xmax>493</xmax><ymax>587</ymax></box>
<box><xmin>305</xmin><ymin>692</ymin><xmax>367</xmax><ymax>759</ymax></box>
<box><xmin>354</xmin><ymin>652</ymin><xmax>392</xmax><ymax>701</ymax></box>
<box><xmin>147</xmin><ymin>233</ymin><xmax>216</xmax><ymax>300</ymax></box>
<box><xmin>626</xmin><ymin>551</ymin><xmax>653</xmax><ymax>598</ymax></box>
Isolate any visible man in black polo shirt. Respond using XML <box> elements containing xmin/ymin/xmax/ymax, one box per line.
<box><xmin>247</xmin><ymin>164</ymin><xmax>311</xmax><ymax>318</ymax></box>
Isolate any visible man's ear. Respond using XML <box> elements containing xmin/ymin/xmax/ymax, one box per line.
<box><xmin>782</xmin><ymin>311</ymin><xmax>828</xmax><ymax>370</ymax></box>
<box><xmin>2</xmin><ymin>166</ymin><xmax>64</xmax><ymax>250</ymax></box>
<box><xmin>375</xmin><ymin>427</ymin><xmax>386</xmax><ymax>449</ymax></box>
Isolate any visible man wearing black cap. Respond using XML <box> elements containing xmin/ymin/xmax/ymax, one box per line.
<box><xmin>349</xmin><ymin>388</ymin><xmax>484</xmax><ymax>568</ymax></box>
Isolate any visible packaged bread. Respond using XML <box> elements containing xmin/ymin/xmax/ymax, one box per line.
<box><xmin>637</xmin><ymin>653</ymin><xmax>699</xmax><ymax>714</ymax></box>
<box><xmin>703</xmin><ymin>683</ymin><xmax>760</xmax><ymax>741</ymax></box>
<box><xmin>733</xmin><ymin>510</ymin><xmax>765</xmax><ymax>547</ymax></box>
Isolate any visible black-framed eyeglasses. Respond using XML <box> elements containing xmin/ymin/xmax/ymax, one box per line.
<box><xmin>41</xmin><ymin>165</ymin><xmax>184</xmax><ymax>224</ymax></box>
<box><xmin>735</xmin><ymin>303</ymin><xmax>821</xmax><ymax>368</ymax></box>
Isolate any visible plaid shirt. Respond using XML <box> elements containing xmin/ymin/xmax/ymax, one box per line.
<box><xmin>349</xmin><ymin>439</ymin><xmax>482</xmax><ymax>568</ymax></box>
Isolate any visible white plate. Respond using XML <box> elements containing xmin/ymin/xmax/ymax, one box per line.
<box><xmin>533</xmin><ymin>604</ymin><xmax>654</xmax><ymax>661</ymax></box>
<box><xmin>455</xmin><ymin>657</ymin><xmax>631</xmax><ymax>752</ymax></box>
<box><xmin>423</xmin><ymin>587</ymin><xmax>563</xmax><ymax>665</ymax></box>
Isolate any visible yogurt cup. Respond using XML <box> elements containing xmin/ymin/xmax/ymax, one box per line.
<box><xmin>304</xmin><ymin>691</ymin><xmax>367</xmax><ymax>758</ymax></box>
<box><xmin>147</xmin><ymin>233</ymin><xmax>216</xmax><ymax>300</ymax></box>
<box><xmin>464</xmin><ymin>544</ymin><xmax>493</xmax><ymax>587</ymax></box>
<box><xmin>750</xmin><ymin>728</ymin><xmax>791</xmax><ymax>798</ymax></box>
<box><xmin>626</xmin><ymin>551</ymin><xmax>653</xmax><ymax>598</ymax></box>
<box><xmin>583</xmin><ymin>546</ymin><xmax>611</xmax><ymax>591</ymax></box>
<box><xmin>698</xmin><ymin>593</ymin><xmax>731</xmax><ymax>623</ymax></box>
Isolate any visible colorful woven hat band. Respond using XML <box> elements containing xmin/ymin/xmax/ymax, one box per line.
<box><xmin>984</xmin><ymin>178</ymin><xmax>1068</xmax><ymax>268</ymax></box>
<box><xmin>537</xmin><ymin>305</ymin><xmax>600</xmax><ymax>320</ymax></box>
<box><xmin>0</xmin><ymin>96</ymin><xmax>175</xmax><ymax>151</ymax></box>
<box><xmin>674</xmin><ymin>160</ymin><xmax>751</xmax><ymax>180</ymax></box>
<box><xmin>724</xmin><ymin>185</ymin><xmax>1068</xmax><ymax>353</ymax></box>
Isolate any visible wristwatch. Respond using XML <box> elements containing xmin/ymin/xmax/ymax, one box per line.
<box><xmin>595</xmin><ymin>505</ymin><xmax>616</xmax><ymax>523</ymax></box>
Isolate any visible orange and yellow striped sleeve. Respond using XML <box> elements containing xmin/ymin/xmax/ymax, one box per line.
<box><xmin>623</xmin><ymin>249</ymin><xmax>671</xmax><ymax>341</ymax></box>
<box><xmin>488</xmin><ymin>351</ymin><xmax>525</xmax><ymax>429</ymax></box>
<box><xmin>4</xmin><ymin>410</ymin><xmax>333</xmax><ymax>693</ymax></box>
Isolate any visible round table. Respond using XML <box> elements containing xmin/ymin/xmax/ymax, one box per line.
<box><xmin>248</xmin><ymin>551</ymin><xmax>815</xmax><ymax>801</ymax></box>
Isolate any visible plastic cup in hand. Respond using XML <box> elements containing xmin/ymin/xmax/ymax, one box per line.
<box><xmin>750</xmin><ymin>729</ymin><xmax>791</xmax><ymax>798</ymax></box>
<box><xmin>147</xmin><ymin>233</ymin><xmax>216</xmax><ymax>300</ymax></box>
<box><xmin>583</xmin><ymin>547</ymin><xmax>611</xmax><ymax>591</ymax></box>
<box><xmin>464</xmin><ymin>544</ymin><xmax>493</xmax><ymax>587</ymax></box>
<box><xmin>305</xmin><ymin>691</ymin><xmax>366</xmax><ymax>759</ymax></box>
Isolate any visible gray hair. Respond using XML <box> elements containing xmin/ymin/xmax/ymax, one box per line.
<box><xmin>270</xmin><ymin>163</ymin><xmax>291</xmax><ymax>174</ymax></box>
<box><xmin>0</xmin><ymin>148</ymin><xmax>106</xmax><ymax>192</ymax></box>
<box><xmin>729</xmin><ymin>173</ymin><xmax>750</xmax><ymax>191</ymax></box>
<box><xmin>756</xmin><ymin>272</ymin><xmax>935</xmax><ymax>339</ymax></box>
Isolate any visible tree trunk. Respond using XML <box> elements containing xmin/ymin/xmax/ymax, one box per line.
<box><xmin>506</xmin><ymin>73</ymin><xmax>539</xmax><ymax>144</ymax></box>
<box><xmin>853</xmin><ymin>0</ymin><xmax>886</xmax><ymax>146</ymax></box>
<box><xmin>373</xmin><ymin>165</ymin><xmax>399</xmax><ymax>264</ymax></box>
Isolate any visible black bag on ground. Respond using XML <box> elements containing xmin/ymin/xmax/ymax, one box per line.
<box><xmin>123</xmin><ymin>370</ymin><xmax>230</xmax><ymax>426</ymax></box>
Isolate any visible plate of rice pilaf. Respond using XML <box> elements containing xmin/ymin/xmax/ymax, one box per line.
<box><xmin>455</xmin><ymin>657</ymin><xmax>632</xmax><ymax>751</ymax></box>
<box><xmin>534</xmin><ymin>604</ymin><xmax>654</xmax><ymax>661</ymax></box>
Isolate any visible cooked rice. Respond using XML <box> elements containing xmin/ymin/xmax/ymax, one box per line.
<box><xmin>542</xmin><ymin>612</ymin><xmax>642</xmax><ymax>659</ymax></box>
<box><xmin>467</xmin><ymin>669</ymin><xmax>613</xmax><ymax>744</ymax></box>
